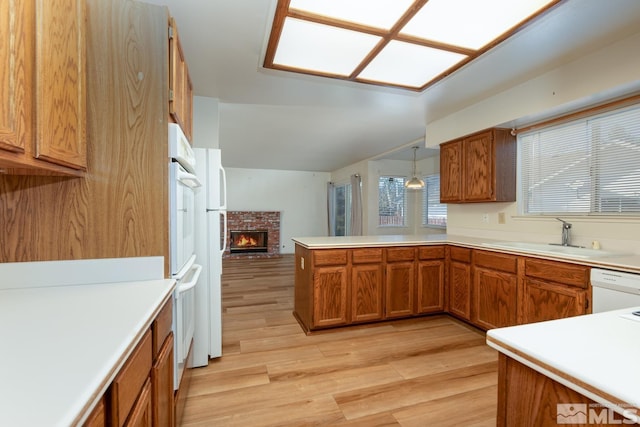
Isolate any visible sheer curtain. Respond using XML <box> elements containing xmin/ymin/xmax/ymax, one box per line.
<box><xmin>327</xmin><ymin>182</ymin><xmax>336</xmax><ymax>236</ymax></box>
<box><xmin>350</xmin><ymin>174</ymin><xmax>363</xmax><ymax>236</ymax></box>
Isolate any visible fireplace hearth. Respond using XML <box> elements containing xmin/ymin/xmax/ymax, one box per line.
<box><xmin>230</xmin><ymin>230</ymin><xmax>268</xmax><ymax>254</ymax></box>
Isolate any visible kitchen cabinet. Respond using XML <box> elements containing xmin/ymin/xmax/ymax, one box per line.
<box><xmin>0</xmin><ymin>0</ymin><xmax>86</xmax><ymax>175</ymax></box>
<box><xmin>440</xmin><ymin>128</ymin><xmax>516</xmax><ymax>203</ymax></box>
<box><xmin>169</xmin><ymin>17</ymin><xmax>193</xmax><ymax>142</ymax></box>
<box><xmin>416</xmin><ymin>246</ymin><xmax>445</xmax><ymax>314</ymax></box>
<box><xmin>125</xmin><ymin>378</ymin><xmax>153</xmax><ymax>427</ymax></box>
<box><xmin>152</xmin><ymin>300</ymin><xmax>174</xmax><ymax>427</ymax></box>
<box><xmin>83</xmin><ymin>396</ymin><xmax>106</xmax><ymax>427</ymax></box>
<box><xmin>520</xmin><ymin>258</ymin><xmax>590</xmax><ymax>323</ymax></box>
<box><xmin>385</xmin><ymin>247</ymin><xmax>416</xmax><ymax>319</ymax></box>
<box><xmin>472</xmin><ymin>250</ymin><xmax>518</xmax><ymax>330</ymax></box>
<box><xmin>312</xmin><ymin>250</ymin><xmax>349</xmax><ymax>328</ymax></box>
<box><xmin>351</xmin><ymin>248</ymin><xmax>384</xmax><ymax>323</ymax></box>
<box><xmin>447</xmin><ymin>246</ymin><xmax>472</xmax><ymax>321</ymax></box>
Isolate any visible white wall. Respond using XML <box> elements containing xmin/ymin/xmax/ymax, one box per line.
<box><xmin>192</xmin><ymin>96</ymin><xmax>220</xmax><ymax>149</ymax></box>
<box><xmin>225</xmin><ymin>168</ymin><xmax>331</xmax><ymax>254</ymax></box>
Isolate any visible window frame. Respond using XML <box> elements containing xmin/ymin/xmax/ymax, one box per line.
<box><xmin>378</xmin><ymin>175</ymin><xmax>408</xmax><ymax>227</ymax></box>
<box><xmin>422</xmin><ymin>174</ymin><xmax>447</xmax><ymax>228</ymax></box>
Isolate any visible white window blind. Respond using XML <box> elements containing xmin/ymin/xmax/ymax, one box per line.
<box><xmin>519</xmin><ymin>103</ymin><xmax>640</xmax><ymax>215</ymax></box>
<box><xmin>422</xmin><ymin>175</ymin><xmax>447</xmax><ymax>227</ymax></box>
<box><xmin>333</xmin><ymin>183</ymin><xmax>352</xmax><ymax>236</ymax></box>
<box><xmin>379</xmin><ymin>176</ymin><xmax>406</xmax><ymax>226</ymax></box>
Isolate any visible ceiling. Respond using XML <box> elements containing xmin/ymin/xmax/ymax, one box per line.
<box><xmin>143</xmin><ymin>0</ymin><xmax>640</xmax><ymax>172</ymax></box>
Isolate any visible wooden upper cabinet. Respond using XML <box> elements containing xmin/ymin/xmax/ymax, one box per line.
<box><xmin>0</xmin><ymin>0</ymin><xmax>86</xmax><ymax>175</ymax></box>
<box><xmin>169</xmin><ymin>17</ymin><xmax>193</xmax><ymax>142</ymax></box>
<box><xmin>0</xmin><ymin>0</ymin><xmax>31</xmax><ymax>155</ymax></box>
<box><xmin>440</xmin><ymin>128</ymin><xmax>516</xmax><ymax>203</ymax></box>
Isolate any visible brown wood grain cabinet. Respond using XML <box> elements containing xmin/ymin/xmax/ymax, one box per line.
<box><xmin>124</xmin><ymin>378</ymin><xmax>153</xmax><ymax>427</ymax></box>
<box><xmin>1</xmin><ymin>0</ymin><xmax>86</xmax><ymax>175</ymax></box>
<box><xmin>83</xmin><ymin>396</ymin><xmax>107</xmax><ymax>427</ymax></box>
<box><xmin>416</xmin><ymin>246</ymin><xmax>445</xmax><ymax>314</ymax></box>
<box><xmin>169</xmin><ymin>17</ymin><xmax>193</xmax><ymax>142</ymax></box>
<box><xmin>313</xmin><ymin>265</ymin><xmax>349</xmax><ymax>328</ymax></box>
<box><xmin>448</xmin><ymin>246</ymin><xmax>472</xmax><ymax>321</ymax></box>
<box><xmin>351</xmin><ymin>248</ymin><xmax>384</xmax><ymax>323</ymax></box>
<box><xmin>385</xmin><ymin>247</ymin><xmax>416</xmax><ymax>319</ymax></box>
<box><xmin>520</xmin><ymin>258</ymin><xmax>590</xmax><ymax>324</ymax></box>
<box><xmin>472</xmin><ymin>251</ymin><xmax>518</xmax><ymax>330</ymax></box>
<box><xmin>440</xmin><ymin>128</ymin><xmax>516</xmax><ymax>203</ymax></box>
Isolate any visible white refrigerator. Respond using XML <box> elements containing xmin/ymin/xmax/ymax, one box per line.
<box><xmin>193</xmin><ymin>148</ymin><xmax>227</xmax><ymax>366</ymax></box>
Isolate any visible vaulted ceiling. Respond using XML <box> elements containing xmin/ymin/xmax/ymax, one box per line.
<box><xmin>143</xmin><ymin>0</ymin><xmax>640</xmax><ymax>171</ymax></box>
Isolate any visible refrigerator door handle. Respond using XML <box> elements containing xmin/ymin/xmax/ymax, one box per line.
<box><xmin>221</xmin><ymin>210</ymin><xmax>228</xmax><ymax>256</ymax></box>
<box><xmin>219</xmin><ymin>164</ymin><xmax>227</xmax><ymax>210</ymax></box>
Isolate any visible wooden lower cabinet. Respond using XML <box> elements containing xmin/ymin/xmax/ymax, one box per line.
<box><xmin>416</xmin><ymin>260</ymin><xmax>444</xmax><ymax>314</ymax></box>
<box><xmin>84</xmin><ymin>396</ymin><xmax>107</xmax><ymax>427</ymax></box>
<box><xmin>152</xmin><ymin>333</ymin><xmax>174</xmax><ymax>427</ymax></box>
<box><xmin>497</xmin><ymin>354</ymin><xmax>628</xmax><ymax>426</ymax></box>
<box><xmin>473</xmin><ymin>267</ymin><xmax>517</xmax><ymax>329</ymax></box>
<box><xmin>351</xmin><ymin>263</ymin><xmax>383</xmax><ymax>323</ymax></box>
<box><xmin>521</xmin><ymin>278</ymin><xmax>588</xmax><ymax>323</ymax></box>
<box><xmin>313</xmin><ymin>266</ymin><xmax>349</xmax><ymax>328</ymax></box>
<box><xmin>125</xmin><ymin>379</ymin><xmax>152</xmax><ymax>427</ymax></box>
<box><xmin>385</xmin><ymin>261</ymin><xmax>415</xmax><ymax>318</ymax></box>
<box><xmin>448</xmin><ymin>260</ymin><xmax>472</xmax><ymax>321</ymax></box>
<box><xmin>520</xmin><ymin>257</ymin><xmax>590</xmax><ymax>324</ymax></box>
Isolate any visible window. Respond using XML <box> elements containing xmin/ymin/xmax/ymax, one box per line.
<box><xmin>332</xmin><ymin>183</ymin><xmax>352</xmax><ymax>236</ymax></box>
<box><xmin>379</xmin><ymin>176</ymin><xmax>406</xmax><ymax>226</ymax></box>
<box><xmin>422</xmin><ymin>175</ymin><xmax>447</xmax><ymax>227</ymax></box>
<box><xmin>519</xmin><ymin>103</ymin><xmax>640</xmax><ymax>215</ymax></box>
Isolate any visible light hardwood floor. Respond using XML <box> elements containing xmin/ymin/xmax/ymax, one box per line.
<box><xmin>181</xmin><ymin>255</ymin><xmax>498</xmax><ymax>426</ymax></box>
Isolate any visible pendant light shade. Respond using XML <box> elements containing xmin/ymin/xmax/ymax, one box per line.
<box><xmin>405</xmin><ymin>146</ymin><xmax>425</xmax><ymax>190</ymax></box>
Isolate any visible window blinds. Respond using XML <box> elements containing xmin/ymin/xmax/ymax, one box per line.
<box><xmin>422</xmin><ymin>175</ymin><xmax>447</xmax><ymax>227</ymax></box>
<box><xmin>519</xmin><ymin>103</ymin><xmax>640</xmax><ymax>215</ymax></box>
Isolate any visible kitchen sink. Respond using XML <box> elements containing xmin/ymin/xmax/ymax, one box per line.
<box><xmin>481</xmin><ymin>241</ymin><xmax>625</xmax><ymax>259</ymax></box>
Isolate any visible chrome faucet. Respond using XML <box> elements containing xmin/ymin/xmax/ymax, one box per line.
<box><xmin>555</xmin><ymin>218</ymin><xmax>572</xmax><ymax>246</ymax></box>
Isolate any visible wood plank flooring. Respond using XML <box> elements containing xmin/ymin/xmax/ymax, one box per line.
<box><xmin>180</xmin><ymin>255</ymin><xmax>498</xmax><ymax>426</ymax></box>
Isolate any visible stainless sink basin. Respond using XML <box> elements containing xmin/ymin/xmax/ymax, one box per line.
<box><xmin>481</xmin><ymin>241</ymin><xmax>625</xmax><ymax>259</ymax></box>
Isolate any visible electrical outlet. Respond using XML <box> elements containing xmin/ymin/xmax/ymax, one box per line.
<box><xmin>482</xmin><ymin>213</ymin><xmax>489</xmax><ymax>223</ymax></box>
<box><xmin>300</xmin><ymin>257</ymin><xmax>305</xmax><ymax>270</ymax></box>
<box><xmin>498</xmin><ymin>212</ymin><xmax>506</xmax><ymax>224</ymax></box>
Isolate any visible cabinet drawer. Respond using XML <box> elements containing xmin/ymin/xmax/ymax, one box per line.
<box><xmin>152</xmin><ymin>298</ymin><xmax>173</xmax><ymax>359</ymax></box>
<box><xmin>352</xmin><ymin>248</ymin><xmax>383</xmax><ymax>264</ymax></box>
<box><xmin>474</xmin><ymin>250</ymin><xmax>517</xmax><ymax>274</ymax></box>
<box><xmin>525</xmin><ymin>258</ymin><xmax>589</xmax><ymax>289</ymax></box>
<box><xmin>418</xmin><ymin>246</ymin><xmax>445</xmax><ymax>260</ymax></box>
<box><xmin>314</xmin><ymin>249</ymin><xmax>348</xmax><ymax>266</ymax></box>
<box><xmin>449</xmin><ymin>246</ymin><xmax>471</xmax><ymax>263</ymax></box>
<box><xmin>111</xmin><ymin>330</ymin><xmax>152</xmax><ymax>427</ymax></box>
<box><xmin>386</xmin><ymin>247</ymin><xmax>415</xmax><ymax>262</ymax></box>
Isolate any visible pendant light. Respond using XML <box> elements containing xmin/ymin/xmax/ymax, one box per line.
<box><xmin>405</xmin><ymin>146</ymin><xmax>425</xmax><ymax>190</ymax></box>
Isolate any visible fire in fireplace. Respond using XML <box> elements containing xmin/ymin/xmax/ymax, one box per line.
<box><xmin>230</xmin><ymin>230</ymin><xmax>268</xmax><ymax>253</ymax></box>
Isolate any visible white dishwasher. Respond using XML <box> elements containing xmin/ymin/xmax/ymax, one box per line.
<box><xmin>591</xmin><ymin>268</ymin><xmax>640</xmax><ymax>313</ymax></box>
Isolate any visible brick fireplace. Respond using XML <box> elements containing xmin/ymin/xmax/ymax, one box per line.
<box><xmin>225</xmin><ymin>211</ymin><xmax>281</xmax><ymax>259</ymax></box>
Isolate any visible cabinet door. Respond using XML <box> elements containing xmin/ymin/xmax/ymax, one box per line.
<box><xmin>83</xmin><ymin>396</ymin><xmax>107</xmax><ymax>427</ymax></box>
<box><xmin>0</xmin><ymin>0</ymin><xmax>31</xmax><ymax>155</ymax></box>
<box><xmin>473</xmin><ymin>267</ymin><xmax>517</xmax><ymax>330</ymax></box>
<box><xmin>152</xmin><ymin>333</ymin><xmax>174</xmax><ymax>427</ymax></box>
<box><xmin>35</xmin><ymin>0</ymin><xmax>87</xmax><ymax>169</ymax></box>
<box><xmin>124</xmin><ymin>378</ymin><xmax>152</xmax><ymax>427</ymax></box>
<box><xmin>313</xmin><ymin>266</ymin><xmax>348</xmax><ymax>328</ymax></box>
<box><xmin>385</xmin><ymin>261</ymin><xmax>415</xmax><ymax>318</ymax></box>
<box><xmin>416</xmin><ymin>260</ymin><xmax>444</xmax><ymax>314</ymax></box>
<box><xmin>439</xmin><ymin>140</ymin><xmax>462</xmax><ymax>202</ymax></box>
<box><xmin>351</xmin><ymin>264</ymin><xmax>383</xmax><ymax>323</ymax></box>
<box><xmin>169</xmin><ymin>17</ymin><xmax>192</xmax><ymax>141</ymax></box>
<box><xmin>522</xmin><ymin>278</ymin><xmax>587</xmax><ymax>324</ymax></box>
<box><xmin>448</xmin><ymin>260</ymin><xmax>471</xmax><ymax>321</ymax></box>
<box><xmin>464</xmin><ymin>131</ymin><xmax>492</xmax><ymax>201</ymax></box>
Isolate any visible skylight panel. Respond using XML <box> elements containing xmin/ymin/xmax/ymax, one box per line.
<box><xmin>358</xmin><ymin>41</ymin><xmax>467</xmax><ymax>88</ymax></box>
<box><xmin>272</xmin><ymin>18</ymin><xmax>382</xmax><ymax>76</ymax></box>
<box><xmin>401</xmin><ymin>0</ymin><xmax>556</xmax><ymax>50</ymax></box>
<box><xmin>289</xmin><ymin>0</ymin><xmax>414</xmax><ymax>30</ymax></box>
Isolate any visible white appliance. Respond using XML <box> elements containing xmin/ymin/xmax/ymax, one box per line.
<box><xmin>169</xmin><ymin>123</ymin><xmax>203</xmax><ymax>389</ymax></box>
<box><xmin>193</xmin><ymin>148</ymin><xmax>227</xmax><ymax>366</ymax></box>
<box><xmin>591</xmin><ymin>268</ymin><xmax>640</xmax><ymax>313</ymax></box>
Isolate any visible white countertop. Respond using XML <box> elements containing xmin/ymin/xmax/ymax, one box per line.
<box><xmin>487</xmin><ymin>308</ymin><xmax>640</xmax><ymax>421</ymax></box>
<box><xmin>291</xmin><ymin>234</ymin><xmax>640</xmax><ymax>273</ymax></box>
<box><xmin>0</xmin><ymin>278</ymin><xmax>175</xmax><ymax>426</ymax></box>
